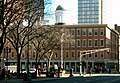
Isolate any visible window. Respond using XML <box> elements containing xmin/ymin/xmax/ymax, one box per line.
<box><xmin>77</xmin><ymin>51</ymin><xmax>80</xmax><ymax>58</ymax></box>
<box><xmin>77</xmin><ymin>29</ymin><xmax>81</xmax><ymax>36</ymax></box>
<box><xmin>66</xmin><ymin>51</ymin><xmax>69</xmax><ymax>59</ymax></box>
<box><xmin>77</xmin><ymin>39</ymin><xmax>80</xmax><ymax>47</ymax></box>
<box><xmin>21</xmin><ymin>53</ymin><xmax>25</xmax><ymax>59</ymax></box>
<box><xmin>71</xmin><ymin>29</ymin><xmax>75</xmax><ymax>36</ymax></box>
<box><xmin>88</xmin><ymin>39</ymin><xmax>92</xmax><ymax>47</ymax></box>
<box><xmin>71</xmin><ymin>40</ymin><xmax>75</xmax><ymax>47</ymax></box>
<box><xmin>65</xmin><ymin>42</ymin><xmax>69</xmax><ymax>47</ymax></box>
<box><xmin>94</xmin><ymin>28</ymin><xmax>98</xmax><ymax>36</ymax></box>
<box><xmin>54</xmin><ymin>52</ymin><xmax>58</xmax><ymax>59</ymax></box>
<box><xmin>11</xmin><ymin>52</ymin><xmax>14</xmax><ymax>59</ymax></box>
<box><xmin>94</xmin><ymin>39</ymin><xmax>98</xmax><ymax>47</ymax></box>
<box><xmin>71</xmin><ymin>50</ymin><xmax>75</xmax><ymax>59</ymax></box>
<box><xmin>100</xmin><ymin>28</ymin><xmax>104</xmax><ymax>36</ymax></box>
<box><xmin>82</xmin><ymin>28</ymin><xmax>86</xmax><ymax>36</ymax></box>
<box><xmin>83</xmin><ymin>52</ymin><xmax>86</xmax><ymax>58</ymax></box>
<box><xmin>94</xmin><ymin>52</ymin><xmax>98</xmax><ymax>58</ymax></box>
<box><xmin>100</xmin><ymin>51</ymin><xmax>104</xmax><ymax>58</ymax></box>
<box><xmin>33</xmin><ymin>52</ymin><xmax>36</xmax><ymax>58</ymax></box>
<box><xmin>66</xmin><ymin>29</ymin><xmax>70</xmax><ymax>35</ymax></box>
<box><xmin>82</xmin><ymin>39</ymin><xmax>86</xmax><ymax>47</ymax></box>
<box><xmin>88</xmin><ymin>28</ymin><xmax>92</xmax><ymax>36</ymax></box>
<box><xmin>88</xmin><ymin>51</ymin><xmax>92</xmax><ymax>58</ymax></box>
<box><xmin>100</xmin><ymin>39</ymin><xmax>104</xmax><ymax>47</ymax></box>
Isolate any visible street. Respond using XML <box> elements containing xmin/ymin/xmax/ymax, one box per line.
<box><xmin>33</xmin><ymin>76</ymin><xmax>120</xmax><ymax>83</ymax></box>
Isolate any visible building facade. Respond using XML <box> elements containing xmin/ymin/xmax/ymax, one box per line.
<box><xmin>2</xmin><ymin>24</ymin><xmax>119</xmax><ymax>73</ymax></box>
<box><xmin>78</xmin><ymin>0</ymin><xmax>112</xmax><ymax>26</ymax></box>
<box><xmin>115</xmin><ymin>24</ymin><xmax>120</xmax><ymax>72</ymax></box>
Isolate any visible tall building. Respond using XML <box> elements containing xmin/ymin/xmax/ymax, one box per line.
<box><xmin>78</xmin><ymin>0</ymin><xmax>112</xmax><ymax>26</ymax></box>
<box><xmin>24</xmin><ymin>0</ymin><xmax>44</xmax><ymax>23</ymax></box>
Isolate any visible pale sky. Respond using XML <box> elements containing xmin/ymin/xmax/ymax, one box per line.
<box><xmin>48</xmin><ymin>0</ymin><xmax>120</xmax><ymax>26</ymax></box>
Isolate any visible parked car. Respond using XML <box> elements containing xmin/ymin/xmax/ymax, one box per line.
<box><xmin>21</xmin><ymin>68</ymin><xmax>36</xmax><ymax>73</ymax></box>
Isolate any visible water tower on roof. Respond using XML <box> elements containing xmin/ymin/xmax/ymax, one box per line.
<box><xmin>55</xmin><ymin>5</ymin><xmax>66</xmax><ymax>25</ymax></box>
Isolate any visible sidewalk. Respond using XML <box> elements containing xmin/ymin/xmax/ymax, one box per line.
<box><xmin>1</xmin><ymin>73</ymin><xmax>120</xmax><ymax>83</ymax></box>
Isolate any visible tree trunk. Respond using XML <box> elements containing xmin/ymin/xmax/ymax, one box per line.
<box><xmin>0</xmin><ymin>38</ymin><xmax>4</xmax><ymax>56</ymax></box>
<box><xmin>17</xmin><ymin>54</ymin><xmax>20</xmax><ymax>78</ymax></box>
<box><xmin>35</xmin><ymin>57</ymin><xmax>38</xmax><ymax>76</ymax></box>
<box><xmin>48</xmin><ymin>59</ymin><xmax>50</xmax><ymax>71</ymax></box>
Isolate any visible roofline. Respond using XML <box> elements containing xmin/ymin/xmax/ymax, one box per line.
<box><xmin>55</xmin><ymin>24</ymin><xmax>108</xmax><ymax>28</ymax></box>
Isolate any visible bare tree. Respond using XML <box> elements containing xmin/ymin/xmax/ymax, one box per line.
<box><xmin>1</xmin><ymin>0</ymin><xmax>53</xmax><ymax>78</ymax></box>
<box><xmin>5</xmin><ymin>0</ymin><xmax>44</xmax><ymax>78</ymax></box>
<box><xmin>31</xmin><ymin>25</ymin><xmax>61</xmax><ymax>75</ymax></box>
<box><xmin>0</xmin><ymin>0</ymin><xmax>24</xmax><ymax>56</ymax></box>
<box><xmin>31</xmin><ymin>24</ymin><xmax>74</xmax><ymax>76</ymax></box>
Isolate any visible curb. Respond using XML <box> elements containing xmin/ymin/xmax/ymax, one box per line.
<box><xmin>30</xmin><ymin>75</ymin><xmax>83</xmax><ymax>82</ymax></box>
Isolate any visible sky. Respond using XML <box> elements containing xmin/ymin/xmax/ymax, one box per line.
<box><xmin>47</xmin><ymin>0</ymin><xmax>120</xmax><ymax>26</ymax></box>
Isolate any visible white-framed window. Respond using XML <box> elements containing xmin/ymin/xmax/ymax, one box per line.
<box><xmin>94</xmin><ymin>28</ymin><xmax>98</xmax><ymax>36</ymax></box>
<box><xmin>100</xmin><ymin>39</ymin><xmax>104</xmax><ymax>47</ymax></box>
<box><xmin>94</xmin><ymin>52</ymin><xmax>98</xmax><ymax>58</ymax></box>
<box><xmin>77</xmin><ymin>39</ymin><xmax>81</xmax><ymax>47</ymax></box>
<box><xmin>77</xmin><ymin>29</ymin><xmax>81</xmax><ymax>36</ymax></box>
<box><xmin>21</xmin><ymin>53</ymin><xmax>25</xmax><ymax>59</ymax></box>
<box><xmin>82</xmin><ymin>52</ymin><xmax>86</xmax><ymax>58</ymax></box>
<box><xmin>88</xmin><ymin>51</ymin><xmax>92</xmax><ymax>58</ymax></box>
<box><xmin>82</xmin><ymin>28</ymin><xmax>86</xmax><ymax>36</ymax></box>
<box><xmin>94</xmin><ymin>39</ymin><xmax>98</xmax><ymax>47</ymax></box>
<box><xmin>71</xmin><ymin>40</ymin><xmax>75</xmax><ymax>47</ymax></box>
<box><xmin>33</xmin><ymin>52</ymin><xmax>36</xmax><ymax>59</ymax></box>
<box><xmin>77</xmin><ymin>50</ymin><xmax>80</xmax><ymax>58</ymax></box>
<box><xmin>88</xmin><ymin>39</ymin><xmax>92</xmax><ymax>47</ymax></box>
<box><xmin>66</xmin><ymin>29</ymin><xmax>70</xmax><ymax>35</ymax></box>
<box><xmin>11</xmin><ymin>52</ymin><xmax>14</xmax><ymax>59</ymax></box>
<box><xmin>54</xmin><ymin>51</ymin><xmax>58</xmax><ymax>59</ymax></box>
<box><xmin>71</xmin><ymin>29</ymin><xmax>75</xmax><ymax>36</ymax></box>
<box><xmin>66</xmin><ymin>50</ymin><xmax>69</xmax><ymax>59</ymax></box>
<box><xmin>65</xmin><ymin>42</ymin><xmax>69</xmax><ymax>47</ymax></box>
<box><xmin>100</xmin><ymin>51</ymin><xmax>104</xmax><ymax>58</ymax></box>
<box><xmin>71</xmin><ymin>50</ymin><xmax>75</xmax><ymax>59</ymax></box>
<box><xmin>88</xmin><ymin>28</ymin><xmax>92</xmax><ymax>36</ymax></box>
<box><xmin>100</xmin><ymin>28</ymin><xmax>104</xmax><ymax>36</ymax></box>
<box><xmin>82</xmin><ymin>39</ymin><xmax>86</xmax><ymax>47</ymax></box>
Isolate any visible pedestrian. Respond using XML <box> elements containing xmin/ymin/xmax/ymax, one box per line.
<box><xmin>108</xmin><ymin>68</ymin><xmax>111</xmax><ymax>74</ymax></box>
<box><xmin>38</xmin><ymin>68</ymin><xmax>41</xmax><ymax>76</ymax></box>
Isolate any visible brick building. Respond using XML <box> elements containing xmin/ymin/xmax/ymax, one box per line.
<box><xmin>115</xmin><ymin>24</ymin><xmax>120</xmax><ymax>72</ymax></box>
<box><xmin>1</xmin><ymin>24</ymin><xmax>119</xmax><ymax>73</ymax></box>
<box><xmin>51</xmin><ymin>24</ymin><xmax>119</xmax><ymax>72</ymax></box>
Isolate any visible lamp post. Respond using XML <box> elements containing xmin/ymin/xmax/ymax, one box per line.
<box><xmin>79</xmin><ymin>51</ymin><xmax>82</xmax><ymax>75</ymax></box>
<box><xmin>4</xmin><ymin>46</ymin><xmax>11</xmax><ymax>71</ymax></box>
<box><xmin>27</xmin><ymin>24</ymin><xmax>30</xmax><ymax>80</ymax></box>
<box><xmin>61</xmin><ymin>33</ymin><xmax>64</xmax><ymax>70</ymax></box>
<box><xmin>23</xmin><ymin>20</ymin><xmax>30</xmax><ymax>80</ymax></box>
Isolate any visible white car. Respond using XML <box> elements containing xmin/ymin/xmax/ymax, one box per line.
<box><xmin>21</xmin><ymin>68</ymin><xmax>36</xmax><ymax>73</ymax></box>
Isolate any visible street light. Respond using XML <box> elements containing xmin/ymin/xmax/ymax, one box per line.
<box><xmin>4</xmin><ymin>46</ymin><xmax>11</xmax><ymax>71</ymax></box>
<box><xmin>61</xmin><ymin>33</ymin><xmax>65</xmax><ymax>70</ymax></box>
<box><xmin>23</xmin><ymin>20</ymin><xmax>30</xmax><ymax>80</ymax></box>
<box><xmin>79</xmin><ymin>51</ymin><xmax>82</xmax><ymax>75</ymax></box>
